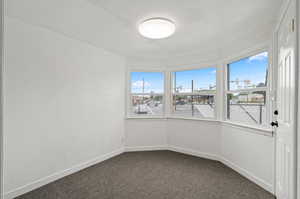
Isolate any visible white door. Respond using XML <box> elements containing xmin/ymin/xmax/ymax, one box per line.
<box><xmin>275</xmin><ymin>0</ymin><xmax>297</xmax><ymax>198</ymax></box>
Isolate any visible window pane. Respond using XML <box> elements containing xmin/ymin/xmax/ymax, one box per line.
<box><xmin>173</xmin><ymin>68</ymin><xmax>216</xmax><ymax>93</ymax></box>
<box><xmin>228</xmin><ymin>52</ymin><xmax>268</xmax><ymax>91</ymax></box>
<box><xmin>227</xmin><ymin>91</ymin><xmax>266</xmax><ymax>126</ymax></box>
<box><xmin>131</xmin><ymin>72</ymin><xmax>164</xmax><ymax>94</ymax></box>
<box><xmin>172</xmin><ymin>95</ymin><xmax>215</xmax><ymax>118</ymax></box>
<box><xmin>131</xmin><ymin>95</ymin><xmax>163</xmax><ymax>116</ymax></box>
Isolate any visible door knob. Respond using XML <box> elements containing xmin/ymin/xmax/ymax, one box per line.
<box><xmin>271</xmin><ymin>121</ymin><xmax>279</xmax><ymax>127</ymax></box>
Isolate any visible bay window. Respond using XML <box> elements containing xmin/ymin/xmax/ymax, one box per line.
<box><xmin>127</xmin><ymin>50</ymin><xmax>270</xmax><ymax>131</ymax></box>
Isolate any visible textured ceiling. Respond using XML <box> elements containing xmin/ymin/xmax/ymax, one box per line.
<box><xmin>6</xmin><ymin>0</ymin><xmax>283</xmax><ymax>62</ymax></box>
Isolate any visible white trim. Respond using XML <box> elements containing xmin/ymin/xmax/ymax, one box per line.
<box><xmin>126</xmin><ymin>116</ymin><xmax>167</xmax><ymax>120</ymax></box>
<box><xmin>0</xmin><ymin>0</ymin><xmax>3</xmax><ymax>198</ymax></box>
<box><xmin>222</xmin><ymin>121</ymin><xmax>273</xmax><ymax>136</ymax></box>
<box><xmin>296</xmin><ymin>0</ymin><xmax>300</xmax><ymax>197</ymax></box>
<box><xmin>226</xmin><ymin>87</ymin><xmax>268</xmax><ymax>93</ymax></box>
<box><xmin>274</xmin><ymin>0</ymin><xmax>293</xmax><ymax>32</ymax></box>
<box><xmin>125</xmin><ymin>116</ymin><xmax>273</xmax><ymax>136</ymax></box>
<box><xmin>125</xmin><ymin>145</ymin><xmax>274</xmax><ymax>194</ymax></box>
<box><xmin>215</xmin><ymin>62</ymin><xmax>223</xmax><ymax>120</ymax></box>
<box><xmin>126</xmin><ymin>45</ymin><xmax>273</xmax><ymax>129</ymax></box>
<box><xmin>126</xmin><ymin>69</ymin><xmax>167</xmax><ymax>118</ymax></box>
<box><xmin>172</xmin><ymin>92</ymin><xmax>216</xmax><ymax>96</ymax></box>
<box><xmin>221</xmin><ymin>157</ymin><xmax>274</xmax><ymax>194</ymax></box>
<box><xmin>142</xmin><ymin>145</ymin><xmax>274</xmax><ymax>194</ymax></box>
<box><xmin>273</xmin><ymin>0</ymin><xmax>298</xmax><ymax>198</ymax></box>
<box><xmin>4</xmin><ymin>145</ymin><xmax>275</xmax><ymax>198</ymax></box>
<box><xmin>130</xmin><ymin>93</ymin><xmax>164</xmax><ymax>96</ymax></box>
<box><xmin>127</xmin><ymin>67</ymin><xmax>166</xmax><ymax>73</ymax></box>
<box><xmin>224</xmin><ymin>48</ymin><xmax>272</xmax><ymax>128</ymax></box>
<box><xmin>167</xmin><ymin>145</ymin><xmax>273</xmax><ymax>193</ymax></box>
<box><xmin>167</xmin><ymin>146</ymin><xmax>220</xmax><ymax>161</ymax></box>
<box><xmin>166</xmin><ymin>116</ymin><xmax>219</xmax><ymax>123</ymax></box>
<box><xmin>166</xmin><ymin>63</ymin><xmax>219</xmax><ymax>72</ymax></box>
<box><xmin>221</xmin><ymin>42</ymin><xmax>270</xmax><ymax>64</ymax></box>
<box><xmin>3</xmin><ymin>148</ymin><xmax>125</xmax><ymax>199</ymax></box>
<box><xmin>124</xmin><ymin>146</ymin><xmax>168</xmax><ymax>152</ymax></box>
<box><xmin>298</xmin><ymin>0</ymin><xmax>300</xmax><ymax>196</ymax></box>
<box><xmin>169</xmin><ymin>66</ymin><xmax>218</xmax><ymax>120</ymax></box>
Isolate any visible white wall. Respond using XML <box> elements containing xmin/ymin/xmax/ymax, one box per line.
<box><xmin>167</xmin><ymin>119</ymin><xmax>221</xmax><ymax>160</ymax></box>
<box><xmin>221</xmin><ymin>124</ymin><xmax>275</xmax><ymax>193</ymax></box>
<box><xmin>125</xmin><ymin>119</ymin><xmax>167</xmax><ymax>150</ymax></box>
<box><xmin>125</xmin><ymin>119</ymin><xmax>275</xmax><ymax>193</ymax></box>
<box><xmin>3</xmin><ymin>17</ymin><xmax>125</xmax><ymax>198</ymax></box>
<box><xmin>124</xmin><ymin>119</ymin><xmax>221</xmax><ymax>161</ymax></box>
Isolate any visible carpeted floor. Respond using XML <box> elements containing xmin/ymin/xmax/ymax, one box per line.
<box><xmin>16</xmin><ymin>151</ymin><xmax>275</xmax><ymax>199</ymax></box>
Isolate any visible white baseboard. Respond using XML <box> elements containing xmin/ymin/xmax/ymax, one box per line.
<box><xmin>220</xmin><ymin>157</ymin><xmax>274</xmax><ymax>194</ymax></box>
<box><xmin>4</xmin><ymin>146</ymin><xmax>274</xmax><ymax>198</ymax></box>
<box><xmin>167</xmin><ymin>146</ymin><xmax>220</xmax><ymax>161</ymax></box>
<box><xmin>4</xmin><ymin>148</ymin><xmax>124</xmax><ymax>199</ymax></box>
<box><xmin>168</xmin><ymin>146</ymin><xmax>273</xmax><ymax>194</ymax></box>
<box><xmin>124</xmin><ymin>146</ymin><xmax>167</xmax><ymax>152</ymax></box>
<box><xmin>126</xmin><ymin>145</ymin><xmax>273</xmax><ymax>194</ymax></box>
<box><xmin>124</xmin><ymin>146</ymin><xmax>219</xmax><ymax>162</ymax></box>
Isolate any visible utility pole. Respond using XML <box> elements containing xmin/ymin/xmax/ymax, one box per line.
<box><xmin>139</xmin><ymin>78</ymin><xmax>145</xmax><ymax>114</ymax></box>
<box><xmin>192</xmin><ymin>80</ymin><xmax>194</xmax><ymax>116</ymax></box>
<box><xmin>174</xmin><ymin>72</ymin><xmax>177</xmax><ymax>111</ymax></box>
<box><xmin>142</xmin><ymin>78</ymin><xmax>144</xmax><ymax>94</ymax></box>
<box><xmin>259</xmin><ymin>104</ymin><xmax>262</xmax><ymax>124</ymax></box>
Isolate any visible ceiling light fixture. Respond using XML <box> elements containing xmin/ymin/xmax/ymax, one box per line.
<box><xmin>138</xmin><ymin>18</ymin><xmax>176</xmax><ymax>39</ymax></box>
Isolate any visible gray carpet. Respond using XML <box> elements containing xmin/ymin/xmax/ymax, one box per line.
<box><xmin>16</xmin><ymin>151</ymin><xmax>275</xmax><ymax>199</ymax></box>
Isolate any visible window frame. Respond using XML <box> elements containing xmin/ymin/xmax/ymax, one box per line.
<box><xmin>126</xmin><ymin>69</ymin><xmax>166</xmax><ymax>118</ymax></box>
<box><xmin>125</xmin><ymin>47</ymin><xmax>273</xmax><ymax>134</ymax></box>
<box><xmin>169</xmin><ymin>66</ymin><xmax>218</xmax><ymax>120</ymax></box>
<box><xmin>224</xmin><ymin>50</ymin><xmax>272</xmax><ymax>128</ymax></box>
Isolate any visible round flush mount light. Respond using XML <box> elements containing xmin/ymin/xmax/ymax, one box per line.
<box><xmin>138</xmin><ymin>18</ymin><xmax>176</xmax><ymax>39</ymax></box>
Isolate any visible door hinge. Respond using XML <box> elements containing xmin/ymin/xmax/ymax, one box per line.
<box><xmin>291</xmin><ymin>18</ymin><xmax>295</xmax><ymax>32</ymax></box>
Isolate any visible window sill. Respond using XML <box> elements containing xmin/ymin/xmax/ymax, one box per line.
<box><xmin>126</xmin><ymin>115</ymin><xmax>218</xmax><ymax>122</ymax></box>
<box><xmin>221</xmin><ymin>121</ymin><xmax>273</xmax><ymax>137</ymax></box>
<box><xmin>125</xmin><ymin>116</ymin><xmax>274</xmax><ymax>137</ymax></box>
<box><xmin>166</xmin><ymin>116</ymin><xmax>219</xmax><ymax>122</ymax></box>
<box><xmin>126</xmin><ymin>116</ymin><xmax>167</xmax><ymax>120</ymax></box>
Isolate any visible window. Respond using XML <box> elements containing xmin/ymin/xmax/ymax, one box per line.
<box><xmin>129</xmin><ymin>72</ymin><xmax>164</xmax><ymax>116</ymax></box>
<box><xmin>171</xmin><ymin>67</ymin><xmax>216</xmax><ymax>118</ymax></box>
<box><xmin>127</xmin><ymin>50</ymin><xmax>271</xmax><ymax>132</ymax></box>
<box><xmin>226</xmin><ymin>52</ymin><xmax>269</xmax><ymax>126</ymax></box>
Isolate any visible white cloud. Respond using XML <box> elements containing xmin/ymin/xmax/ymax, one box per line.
<box><xmin>132</xmin><ymin>80</ymin><xmax>151</xmax><ymax>88</ymax></box>
<box><xmin>248</xmin><ymin>52</ymin><xmax>268</xmax><ymax>62</ymax></box>
<box><xmin>210</xmin><ymin>70</ymin><xmax>216</xmax><ymax>74</ymax></box>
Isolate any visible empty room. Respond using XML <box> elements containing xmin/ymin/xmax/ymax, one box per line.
<box><xmin>0</xmin><ymin>0</ymin><xmax>300</xmax><ymax>199</ymax></box>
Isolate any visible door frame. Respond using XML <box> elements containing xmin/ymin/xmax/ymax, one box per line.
<box><xmin>273</xmin><ymin>0</ymin><xmax>298</xmax><ymax>197</ymax></box>
<box><xmin>0</xmin><ymin>0</ymin><xmax>4</xmax><ymax>199</ymax></box>
<box><xmin>0</xmin><ymin>0</ymin><xmax>3</xmax><ymax>198</ymax></box>
<box><xmin>297</xmin><ymin>0</ymin><xmax>300</xmax><ymax>198</ymax></box>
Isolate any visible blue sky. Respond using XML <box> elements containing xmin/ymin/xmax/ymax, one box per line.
<box><xmin>174</xmin><ymin>68</ymin><xmax>216</xmax><ymax>92</ymax></box>
<box><xmin>131</xmin><ymin>72</ymin><xmax>164</xmax><ymax>93</ymax></box>
<box><xmin>229</xmin><ymin>52</ymin><xmax>268</xmax><ymax>90</ymax></box>
<box><xmin>131</xmin><ymin>52</ymin><xmax>268</xmax><ymax>93</ymax></box>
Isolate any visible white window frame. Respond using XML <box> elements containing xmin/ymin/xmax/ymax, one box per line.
<box><xmin>126</xmin><ymin>69</ymin><xmax>166</xmax><ymax>118</ymax></box>
<box><xmin>224</xmin><ymin>49</ymin><xmax>272</xmax><ymax>128</ymax></box>
<box><xmin>169</xmin><ymin>66</ymin><xmax>218</xmax><ymax>120</ymax></box>
<box><xmin>125</xmin><ymin>46</ymin><xmax>274</xmax><ymax>134</ymax></box>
